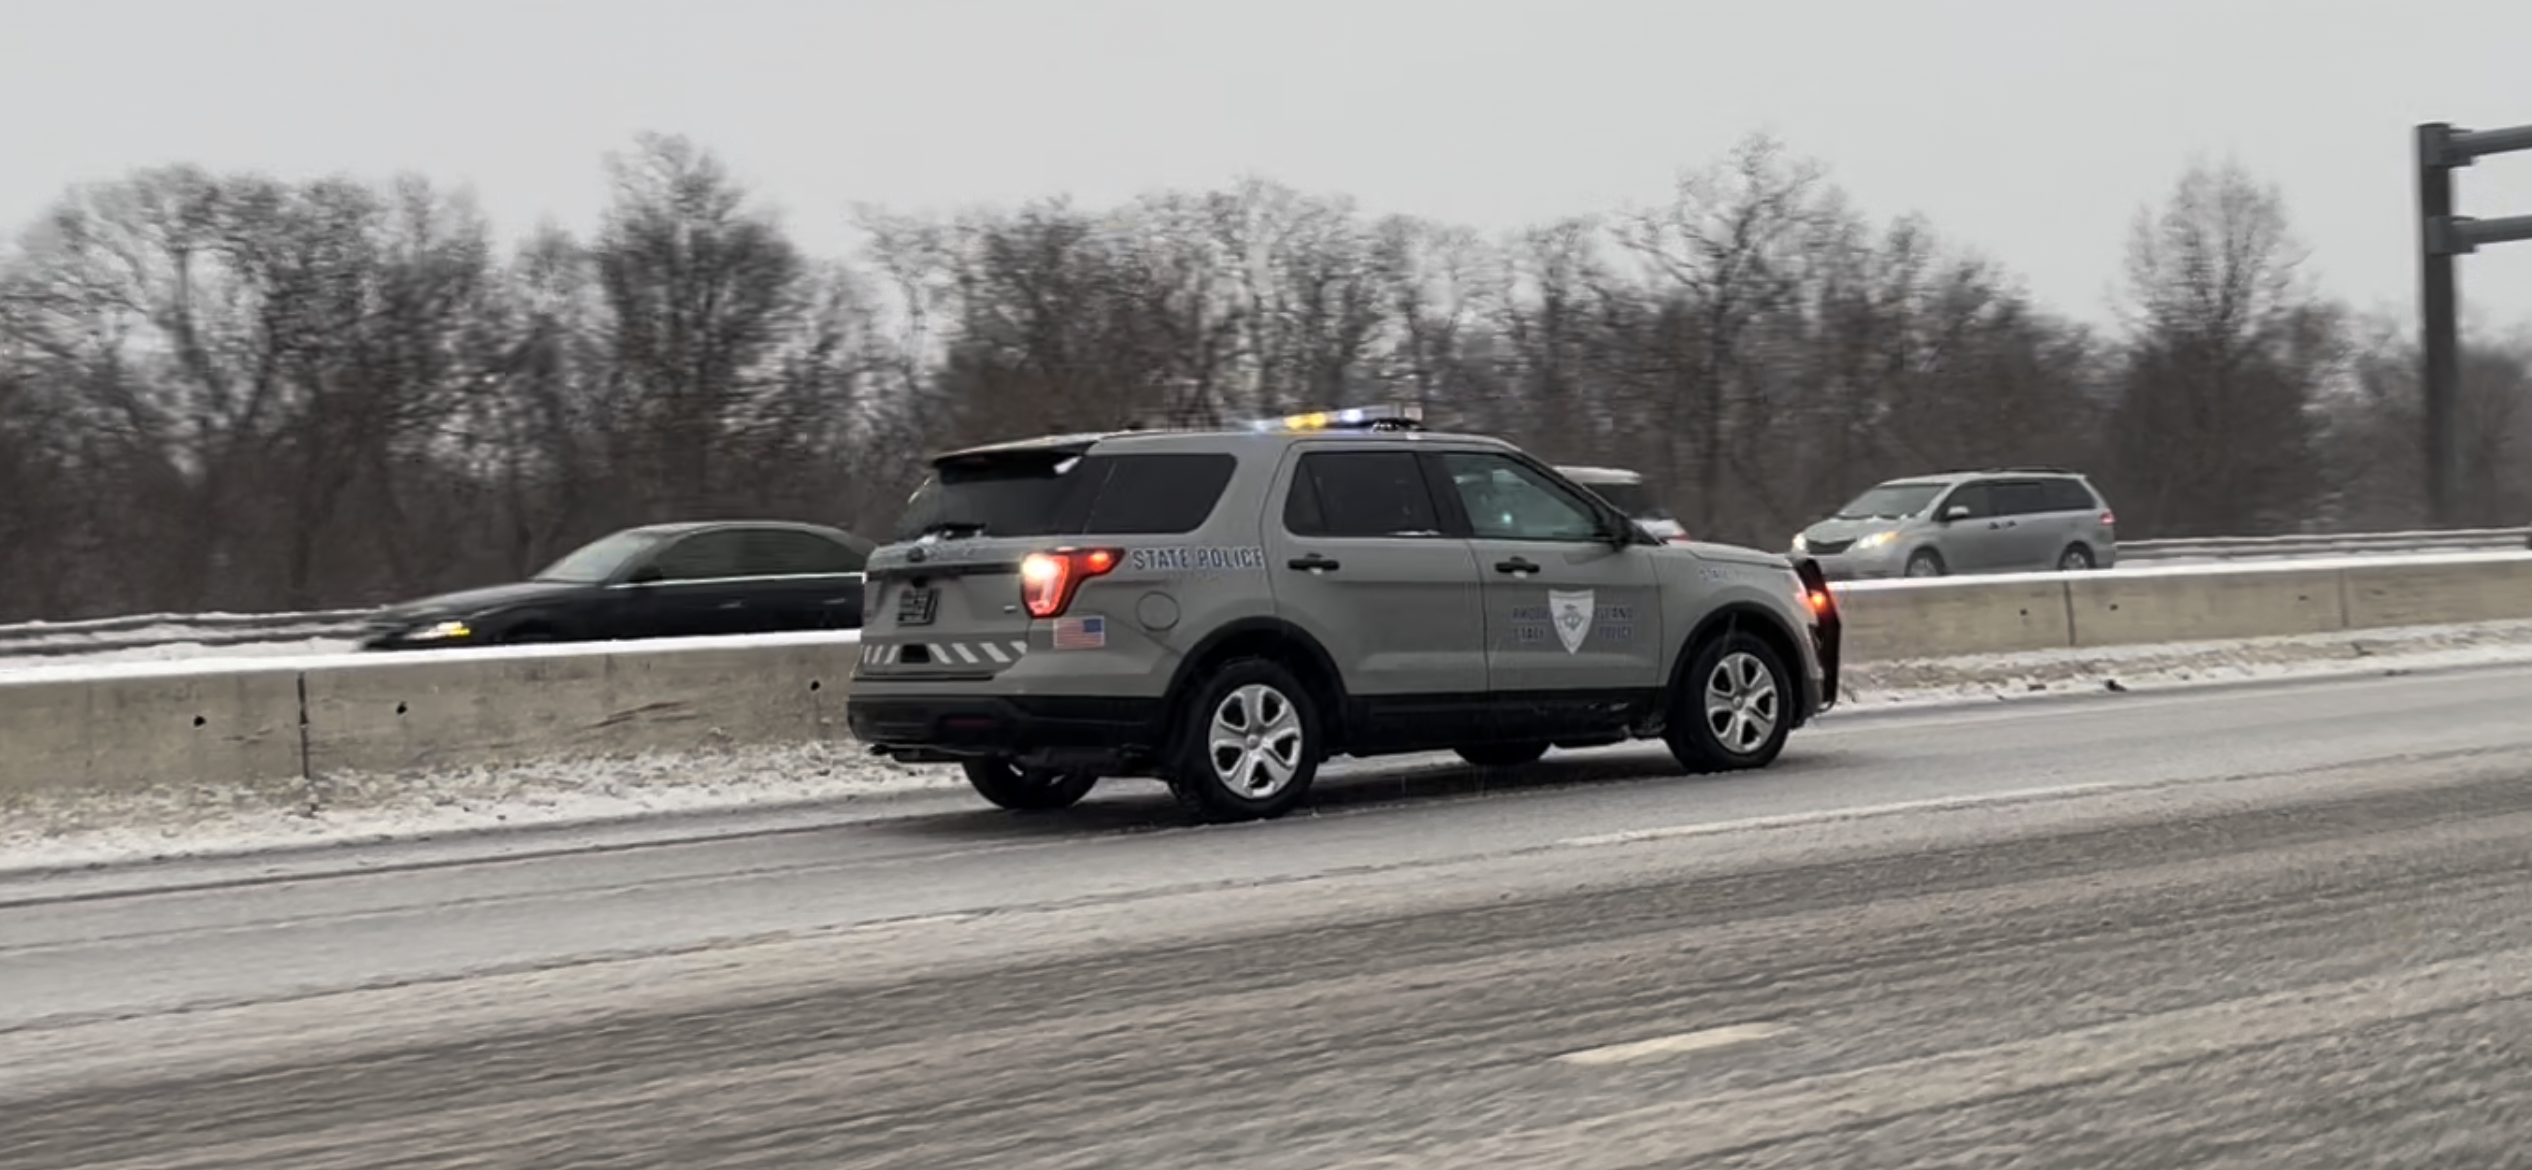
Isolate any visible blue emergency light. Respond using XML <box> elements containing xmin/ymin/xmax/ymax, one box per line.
<box><xmin>1243</xmin><ymin>402</ymin><xmax>1427</xmax><ymax>433</ymax></box>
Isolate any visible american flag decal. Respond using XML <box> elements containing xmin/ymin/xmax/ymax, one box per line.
<box><xmin>1052</xmin><ymin>615</ymin><xmax>1106</xmax><ymax>649</ymax></box>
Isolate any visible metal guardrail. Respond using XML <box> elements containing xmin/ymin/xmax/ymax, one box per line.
<box><xmin>0</xmin><ymin>527</ymin><xmax>2525</xmax><ymax>663</ymax></box>
<box><xmin>2115</xmin><ymin>526</ymin><xmax>2529</xmax><ymax>562</ymax></box>
<box><xmin>0</xmin><ymin>607</ymin><xmax>380</xmax><ymax>661</ymax></box>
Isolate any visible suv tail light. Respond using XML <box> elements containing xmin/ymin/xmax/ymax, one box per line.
<box><xmin>1021</xmin><ymin>547</ymin><xmax>1121</xmax><ymax>618</ymax></box>
<box><xmin>2099</xmin><ymin>509</ymin><xmax>2117</xmax><ymax>526</ymax></box>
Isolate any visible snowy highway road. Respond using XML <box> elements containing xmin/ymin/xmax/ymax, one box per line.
<box><xmin>9</xmin><ymin>664</ymin><xmax>2532</xmax><ymax>1167</ymax></box>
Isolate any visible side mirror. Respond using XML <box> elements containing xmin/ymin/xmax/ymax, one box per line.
<box><xmin>1941</xmin><ymin>505</ymin><xmax>1972</xmax><ymax>523</ymax></box>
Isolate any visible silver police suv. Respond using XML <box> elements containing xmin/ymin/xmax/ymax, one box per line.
<box><xmin>846</xmin><ymin>405</ymin><xmax>1843</xmax><ymax>822</ymax></box>
<box><xmin>1794</xmin><ymin>468</ymin><xmax>2118</xmax><ymax>580</ymax></box>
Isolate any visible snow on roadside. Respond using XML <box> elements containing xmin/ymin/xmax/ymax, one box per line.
<box><xmin>10</xmin><ymin>621</ymin><xmax>2532</xmax><ymax>874</ymax></box>
<box><xmin>1840</xmin><ymin>618</ymin><xmax>2532</xmax><ymax>707</ymax></box>
<box><xmin>0</xmin><ymin>637</ymin><xmax>359</xmax><ymax>676</ymax></box>
<box><xmin>0</xmin><ymin>740</ymin><xmax>964</xmax><ymax>874</ymax></box>
<box><xmin>0</xmin><ymin>628</ymin><xmax>865</xmax><ymax>684</ymax></box>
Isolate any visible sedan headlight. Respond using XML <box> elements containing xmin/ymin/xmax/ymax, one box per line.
<box><xmin>406</xmin><ymin>619</ymin><xmax>474</xmax><ymax>641</ymax></box>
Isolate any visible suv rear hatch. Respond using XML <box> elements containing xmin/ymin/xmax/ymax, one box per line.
<box><xmin>859</xmin><ymin>436</ymin><xmax>1110</xmax><ymax>679</ymax></box>
<box><xmin>859</xmin><ymin>434</ymin><xmax>1236</xmax><ymax>680</ymax></box>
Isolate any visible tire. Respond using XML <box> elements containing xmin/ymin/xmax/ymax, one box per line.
<box><xmin>2057</xmin><ymin>544</ymin><xmax>2095</xmax><ymax>572</ymax></box>
<box><xmin>960</xmin><ymin>758</ymin><xmax>1099</xmax><ymax>812</ymax></box>
<box><xmin>1664</xmin><ymin>630</ymin><xmax>1795</xmax><ymax>774</ymax></box>
<box><xmin>1163</xmin><ymin>657</ymin><xmax>1322</xmax><ymax>823</ymax></box>
<box><xmin>1904</xmin><ymin>550</ymin><xmax>1945</xmax><ymax>578</ymax></box>
<box><xmin>1456</xmin><ymin>742</ymin><xmax>1550</xmax><ymax>769</ymax></box>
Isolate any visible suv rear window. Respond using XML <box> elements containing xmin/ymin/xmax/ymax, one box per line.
<box><xmin>895</xmin><ymin>451</ymin><xmax>1237</xmax><ymax>540</ymax></box>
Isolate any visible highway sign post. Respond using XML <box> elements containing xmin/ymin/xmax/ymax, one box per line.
<box><xmin>2416</xmin><ymin>120</ymin><xmax>2532</xmax><ymax>528</ymax></box>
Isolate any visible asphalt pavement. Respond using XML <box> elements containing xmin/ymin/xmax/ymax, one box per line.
<box><xmin>9</xmin><ymin>664</ymin><xmax>2532</xmax><ymax>1168</ymax></box>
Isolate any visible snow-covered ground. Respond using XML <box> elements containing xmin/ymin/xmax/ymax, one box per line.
<box><xmin>8</xmin><ymin>619</ymin><xmax>2532</xmax><ymax>874</ymax></box>
<box><xmin>0</xmin><ymin>637</ymin><xmax>359</xmax><ymax>676</ymax></box>
<box><xmin>0</xmin><ymin>628</ymin><xmax>865</xmax><ymax>684</ymax></box>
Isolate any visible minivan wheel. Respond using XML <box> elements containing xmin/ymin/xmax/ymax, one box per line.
<box><xmin>1665</xmin><ymin>631</ymin><xmax>1794</xmax><ymax>774</ymax></box>
<box><xmin>1904</xmin><ymin>550</ymin><xmax>1945</xmax><ymax>578</ymax></box>
<box><xmin>2058</xmin><ymin>544</ymin><xmax>2095</xmax><ymax>571</ymax></box>
<box><xmin>960</xmin><ymin>758</ymin><xmax>1099</xmax><ymax>812</ymax></box>
<box><xmin>1164</xmin><ymin>658</ymin><xmax>1322</xmax><ymax>823</ymax></box>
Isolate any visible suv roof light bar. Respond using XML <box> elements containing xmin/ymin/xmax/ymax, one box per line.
<box><xmin>1244</xmin><ymin>402</ymin><xmax>1426</xmax><ymax>433</ymax></box>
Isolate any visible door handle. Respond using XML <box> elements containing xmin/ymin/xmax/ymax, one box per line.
<box><xmin>1287</xmin><ymin>553</ymin><xmax>1340</xmax><ymax>572</ymax></box>
<box><xmin>1495</xmin><ymin>556</ymin><xmax>1539</xmax><ymax>574</ymax></box>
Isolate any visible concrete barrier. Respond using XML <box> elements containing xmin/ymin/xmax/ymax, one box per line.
<box><xmin>2066</xmin><ymin>563</ymin><xmax>2345</xmax><ymax>647</ymax></box>
<box><xmin>8</xmin><ymin>555</ymin><xmax>2532</xmax><ymax>819</ymax></box>
<box><xmin>2342</xmin><ymin>555</ymin><xmax>2532</xmax><ymax>629</ymax></box>
<box><xmin>1833</xmin><ymin>578</ymin><xmax>2072</xmax><ymax>658</ymax></box>
<box><xmin>0</xmin><ymin>667</ymin><xmax>304</xmax><ymax>812</ymax></box>
<box><xmin>301</xmin><ymin>639</ymin><xmax>855</xmax><ymax>778</ymax></box>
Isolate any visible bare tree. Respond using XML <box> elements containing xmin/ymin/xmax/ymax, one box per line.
<box><xmin>2107</xmin><ymin>158</ymin><xmax>2334</xmax><ymax>537</ymax></box>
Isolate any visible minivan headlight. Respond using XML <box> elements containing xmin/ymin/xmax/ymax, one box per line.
<box><xmin>1854</xmin><ymin>531</ymin><xmax>1897</xmax><ymax>550</ymax></box>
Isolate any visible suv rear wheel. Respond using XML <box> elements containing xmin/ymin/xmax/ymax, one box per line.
<box><xmin>1665</xmin><ymin>631</ymin><xmax>1794</xmax><ymax>773</ymax></box>
<box><xmin>1165</xmin><ymin>657</ymin><xmax>1322</xmax><ymax>823</ymax></box>
<box><xmin>960</xmin><ymin>759</ymin><xmax>1099</xmax><ymax>811</ymax></box>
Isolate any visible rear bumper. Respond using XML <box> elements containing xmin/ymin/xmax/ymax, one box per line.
<box><xmin>845</xmin><ymin>692</ymin><xmax>1169</xmax><ymax>771</ymax></box>
<box><xmin>1793</xmin><ymin>556</ymin><xmax>1842</xmax><ymax>717</ymax></box>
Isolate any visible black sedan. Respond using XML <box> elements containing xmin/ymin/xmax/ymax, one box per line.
<box><xmin>360</xmin><ymin>521</ymin><xmax>875</xmax><ymax>651</ymax></box>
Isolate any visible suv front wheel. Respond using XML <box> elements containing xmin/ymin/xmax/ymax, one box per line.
<box><xmin>1165</xmin><ymin>657</ymin><xmax>1323</xmax><ymax>823</ymax></box>
<box><xmin>1665</xmin><ymin>631</ymin><xmax>1795</xmax><ymax>773</ymax></box>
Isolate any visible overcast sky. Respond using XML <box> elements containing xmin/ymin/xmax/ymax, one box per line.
<box><xmin>6</xmin><ymin>0</ymin><xmax>2531</xmax><ymax>331</ymax></box>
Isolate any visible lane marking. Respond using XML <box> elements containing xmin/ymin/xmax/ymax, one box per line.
<box><xmin>1555</xmin><ymin>1021</ymin><xmax>1789</xmax><ymax>1066</ymax></box>
<box><xmin>1555</xmin><ymin>781</ymin><xmax>2134</xmax><ymax>849</ymax></box>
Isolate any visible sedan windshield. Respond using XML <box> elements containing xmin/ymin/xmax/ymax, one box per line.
<box><xmin>1835</xmin><ymin>482</ymin><xmax>1945</xmax><ymax>520</ymax></box>
<box><xmin>533</xmin><ymin>531</ymin><xmax>665</xmax><ymax>583</ymax></box>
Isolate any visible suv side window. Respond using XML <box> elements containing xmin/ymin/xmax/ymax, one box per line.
<box><xmin>742</xmin><ymin>529</ymin><xmax>865</xmax><ymax>576</ymax></box>
<box><xmin>1991</xmin><ymin>479</ymin><xmax>2053</xmax><ymax>517</ymax></box>
<box><xmin>1439</xmin><ymin>452</ymin><xmax>1605</xmax><ymax>542</ymax></box>
<box><xmin>1940</xmin><ymin>481</ymin><xmax>1996</xmax><ymax>520</ymax></box>
<box><xmin>1077</xmin><ymin>452</ymin><xmax>1239</xmax><ymax>535</ymax></box>
<box><xmin>1286</xmin><ymin>451</ymin><xmax>1444</xmax><ymax>538</ymax></box>
<box><xmin>651</xmin><ymin>530</ymin><xmax>752</xmax><ymax>581</ymax></box>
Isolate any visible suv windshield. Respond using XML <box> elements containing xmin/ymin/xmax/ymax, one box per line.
<box><xmin>533</xmin><ymin>530</ymin><xmax>666</xmax><ymax>583</ymax></box>
<box><xmin>1835</xmin><ymin>482</ymin><xmax>1945</xmax><ymax>520</ymax></box>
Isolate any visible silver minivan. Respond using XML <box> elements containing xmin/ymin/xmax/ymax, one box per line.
<box><xmin>1794</xmin><ymin>468</ymin><xmax>2118</xmax><ymax>579</ymax></box>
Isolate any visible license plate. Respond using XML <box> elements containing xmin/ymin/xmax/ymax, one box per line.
<box><xmin>895</xmin><ymin>586</ymin><xmax>938</xmax><ymax>626</ymax></box>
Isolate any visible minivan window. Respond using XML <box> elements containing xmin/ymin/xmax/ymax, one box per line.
<box><xmin>2041</xmin><ymin>478</ymin><xmax>2099</xmax><ymax>512</ymax></box>
<box><xmin>1837</xmin><ymin>482</ymin><xmax>1944</xmax><ymax>519</ymax></box>
<box><xmin>1992</xmin><ymin>479</ymin><xmax>2053</xmax><ymax>517</ymax></box>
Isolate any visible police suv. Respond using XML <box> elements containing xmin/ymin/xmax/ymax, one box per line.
<box><xmin>846</xmin><ymin>405</ymin><xmax>1843</xmax><ymax>822</ymax></box>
